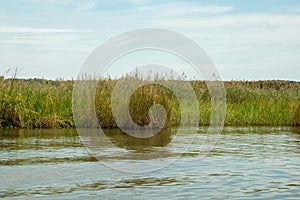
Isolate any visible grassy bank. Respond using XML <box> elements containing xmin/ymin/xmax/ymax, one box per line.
<box><xmin>0</xmin><ymin>77</ymin><xmax>299</xmax><ymax>129</ymax></box>
<box><xmin>0</xmin><ymin>78</ymin><xmax>73</xmax><ymax>128</ymax></box>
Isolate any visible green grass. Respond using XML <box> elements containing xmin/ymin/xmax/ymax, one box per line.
<box><xmin>223</xmin><ymin>81</ymin><xmax>300</xmax><ymax>126</ymax></box>
<box><xmin>0</xmin><ymin>77</ymin><xmax>299</xmax><ymax>129</ymax></box>
<box><xmin>0</xmin><ymin>78</ymin><xmax>73</xmax><ymax>128</ymax></box>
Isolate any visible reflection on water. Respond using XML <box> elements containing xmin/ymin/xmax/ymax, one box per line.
<box><xmin>291</xmin><ymin>126</ymin><xmax>300</xmax><ymax>134</ymax></box>
<box><xmin>104</xmin><ymin>128</ymin><xmax>173</xmax><ymax>152</ymax></box>
<box><xmin>0</xmin><ymin>127</ymin><xmax>300</xmax><ymax>199</ymax></box>
<box><xmin>295</xmin><ymin>104</ymin><xmax>300</xmax><ymax>125</ymax></box>
<box><xmin>0</xmin><ymin>129</ymin><xmax>95</xmax><ymax>166</ymax></box>
<box><xmin>78</xmin><ymin>128</ymin><xmax>189</xmax><ymax>173</ymax></box>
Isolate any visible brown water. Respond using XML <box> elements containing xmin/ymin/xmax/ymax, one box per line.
<box><xmin>0</xmin><ymin>127</ymin><xmax>299</xmax><ymax>199</ymax></box>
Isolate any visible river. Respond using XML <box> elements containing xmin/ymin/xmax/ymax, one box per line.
<box><xmin>0</xmin><ymin>127</ymin><xmax>299</xmax><ymax>199</ymax></box>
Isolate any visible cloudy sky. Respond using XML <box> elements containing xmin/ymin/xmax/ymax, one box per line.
<box><xmin>0</xmin><ymin>0</ymin><xmax>299</xmax><ymax>80</ymax></box>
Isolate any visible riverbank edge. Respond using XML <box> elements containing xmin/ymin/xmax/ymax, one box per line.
<box><xmin>0</xmin><ymin>78</ymin><xmax>299</xmax><ymax>129</ymax></box>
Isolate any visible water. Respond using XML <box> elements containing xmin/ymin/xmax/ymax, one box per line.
<box><xmin>0</xmin><ymin>127</ymin><xmax>299</xmax><ymax>199</ymax></box>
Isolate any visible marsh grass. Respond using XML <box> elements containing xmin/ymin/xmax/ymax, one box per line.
<box><xmin>224</xmin><ymin>81</ymin><xmax>300</xmax><ymax>126</ymax></box>
<box><xmin>0</xmin><ymin>78</ymin><xmax>73</xmax><ymax>128</ymax></box>
<box><xmin>94</xmin><ymin>79</ymin><xmax>181</xmax><ymax>129</ymax></box>
<box><xmin>0</xmin><ymin>76</ymin><xmax>299</xmax><ymax>129</ymax></box>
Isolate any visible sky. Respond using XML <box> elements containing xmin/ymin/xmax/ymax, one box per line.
<box><xmin>0</xmin><ymin>0</ymin><xmax>300</xmax><ymax>81</ymax></box>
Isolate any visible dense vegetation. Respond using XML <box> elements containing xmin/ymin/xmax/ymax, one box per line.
<box><xmin>0</xmin><ymin>77</ymin><xmax>299</xmax><ymax>129</ymax></box>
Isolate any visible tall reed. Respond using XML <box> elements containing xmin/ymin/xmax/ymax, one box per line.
<box><xmin>0</xmin><ymin>78</ymin><xmax>73</xmax><ymax>128</ymax></box>
<box><xmin>0</xmin><ymin>77</ymin><xmax>299</xmax><ymax>129</ymax></box>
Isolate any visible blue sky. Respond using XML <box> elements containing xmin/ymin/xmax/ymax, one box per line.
<box><xmin>0</xmin><ymin>0</ymin><xmax>300</xmax><ymax>80</ymax></box>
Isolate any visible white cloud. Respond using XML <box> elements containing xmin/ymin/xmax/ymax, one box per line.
<box><xmin>0</xmin><ymin>34</ymin><xmax>95</xmax><ymax>53</ymax></box>
<box><xmin>152</xmin><ymin>14</ymin><xmax>300</xmax><ymax>27</ymax></box>
<box><xmin>0</xmin><ymin>1</ymin><xmax>299</xmax><ymax>80</ymax></box>
<box><xmin>126</xmin><ymin>0</ymin><xmax>151</xmax><ymax>4</ymax></box>
<box><xmin>289</xmin><ymin>8</ymin><xmax>300</xmax><ymax>12</ymax></box>
<box><xmin>136</xmin><ymin>4</ymin><xmax>234</xmax><ymax>16</ymax></box>
<box><xmin>147</xmin><ymin>13</ymin><xmax>300</xmax><ymax>81</ymax></box>
<box><xmin>74</xmin><ymin>2</ymin><xmax>97</xmax><ymax>12</ymax></box>
<box><xmin>137</xmin><ymin>6</ymin><xmax>152</xmax><ymax>12</ymax></box>
<box><xmin>151</xmin><ymin>14</ymin><xmax>300</xmax><ymax>45</ymax></box>
<box><xmin>0</xmin><ymin>25</ymin><xmax>89</xmax><ymax>34</ymax></box>
<box><xmin>193</xmin><ymin>6</ymin><xmax>234</xmax><ymax>14</ymax></box>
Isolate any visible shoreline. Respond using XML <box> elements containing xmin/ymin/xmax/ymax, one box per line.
<box><xmin>0</xmin><ymin>78</ymin><xmax>299</xmax><ymax>129</ymax></box>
